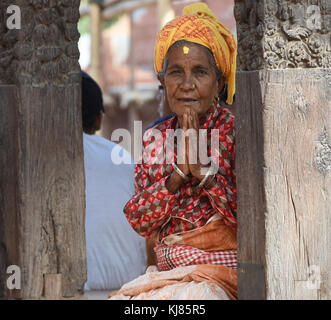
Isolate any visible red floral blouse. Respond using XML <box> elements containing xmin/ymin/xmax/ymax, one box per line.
<box><xmin>123</xmin><ymin>104</ymin><xmax>237</xmax><ymax>240</ymax></box>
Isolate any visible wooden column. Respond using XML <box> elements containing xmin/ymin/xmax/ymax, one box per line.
<box><xmin>129</xmin><ymin>12</ymin><xmax>135</xmax><ymax>91</ymax></box>
<box><xmin>157</xmin><ymin>0</ymin><xmax>174</xmax><ymax>117</ymax></box>
<box><xmin>127</xmin><ymin>12</ymin><xmax>137</xmax><ymax>151</ymax></box>
<box><xmin>0</xmin><ymin>0</ymin><xmax>86</xmax><ymax>299</ymax></box>
<box><xmin>157</xmin><ymin>0</ymin><xmax>174</xmax><ymax>29</ymax></box>
<box><xmin>235</xmin><ymin>0</ymin><xmax>330</xmax><ymax>299</ymax></box>
<box><xmin>90</xmin><ymin>0</ymin><xmax>102</xmax><ymax>84</ymax></box>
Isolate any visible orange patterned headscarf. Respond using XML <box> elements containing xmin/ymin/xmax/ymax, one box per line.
<box><xmin>154</xmin><ymin>2</ymin><xmax>237</xmax><ymax>105</ymax></box>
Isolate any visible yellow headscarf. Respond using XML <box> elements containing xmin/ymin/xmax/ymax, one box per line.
<box><xmin>154</xmin><ymin>2</ymin><xmax>237</xmax><ymax>105</ymax></box>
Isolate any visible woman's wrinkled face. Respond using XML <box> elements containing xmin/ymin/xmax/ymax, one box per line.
<box><xmin>160</xmin><ymin>43</ymin><xmax>222</xmax><ymax>117</ymax></box>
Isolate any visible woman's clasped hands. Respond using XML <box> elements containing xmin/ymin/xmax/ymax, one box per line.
<box><xmin>166</xmin><ymin>107</ymin><xmax>213</xmax><ymax>193</ymax></box>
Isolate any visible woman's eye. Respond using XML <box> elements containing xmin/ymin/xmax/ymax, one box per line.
<box><xmin>195</xmin><ymin>69</ymin><xmax>207</xmax><ymax>76</ymax></box>
<box><xmin>169</xmin><ymin>70</ymin><xmax>182</xmax><ymax>76</ymax></box>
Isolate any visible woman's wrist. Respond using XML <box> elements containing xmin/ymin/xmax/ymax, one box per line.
<box><xmin>172</xmin><ymin>162</ymin><xmax>189</xmax><ymax>181</ymax></box>
<box><xmin>196</xmin><ymin>163</ymin><xmax>218</xmax><ymax>188</ymax></box>
<box><xmin>166</xmin><ymin>171</ymin><xmax>185</xmax><ymax>194</ymax></box>
<box><xmin>191</xmin><ymin>164</ymin><xmax>209</xmax><ymax>181</ymax></box>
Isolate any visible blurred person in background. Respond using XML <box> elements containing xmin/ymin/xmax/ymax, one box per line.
<box><xmin>81</xmin><ymin>72</ymin><xmax>146</xmax><ymax>293</ymax></box>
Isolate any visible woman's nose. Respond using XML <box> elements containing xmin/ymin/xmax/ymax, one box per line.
<box><xmin>180</xmin><ymin>74</ymin><xmax>195</xmax><ymax>90</ymax></box>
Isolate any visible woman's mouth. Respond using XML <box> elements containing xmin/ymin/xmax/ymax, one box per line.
<box><xmin>177</xmin><ymin>98</ymin><xmax>198</xmax><ymax>105</ymax></box>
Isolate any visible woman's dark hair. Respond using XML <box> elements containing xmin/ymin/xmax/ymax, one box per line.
<box><xmin>157</xmin><ymin>40</ymin><xmax>231</xmax><ymax>104</ymax></box>
<box><xmin>219</xmin><ymin>82</ymin><xmax>230</xmax><ymax>104</ymax></box>
<box><xmin>82</xmin><ymin>71</ymin><xmax>104</xmax><ymax>132</ymax></box>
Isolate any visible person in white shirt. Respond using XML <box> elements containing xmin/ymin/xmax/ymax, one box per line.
<box><xmin>81</xmin><ymin>72</ymin><xmax>146</xmax><ymax>292</ymax></box>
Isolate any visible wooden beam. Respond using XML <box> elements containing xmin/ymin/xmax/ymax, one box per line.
<box><xmin>80</xmin><ymin>0</ymin><xmax>121</xmax><ymax>17</ymax></box>
<box><xmin>103</xmin><ymin>0</ymin><xmax>156</xmax><ymax>20</ymax></box>
<box><xmin>81</xmin><ymin>0</ymin><xmax>157</xmax><ymax>20</ymax></box>
<box><xmin>103</xmin><ymin>0</ymin><xmax>122</xmax><ymax>9</ymax></box>
<box><xmin>156</xmin><ymin>0</ymin><xmax>174</xmax><ymax>116</ymax></box>
<box><xmin>90</xmin><ymin>2</ymin><xmax>102</xmax><ymax>84</ymax></box>
<box><xmin>129</xmin><ymin>13</ymin><xmax>135</xmax><ymax>90</ymax></box>
<box><xmin>235</xmin><ymin>0</ymin><xmax>331</xmax><ymax>299</ymax></box>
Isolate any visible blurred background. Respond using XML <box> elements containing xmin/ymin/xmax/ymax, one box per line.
<box><xmin>78</xmin><ymin>0</ymin><xmax>236</xmax><ymax>153</ymax></box>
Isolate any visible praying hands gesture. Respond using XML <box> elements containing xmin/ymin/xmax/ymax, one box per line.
<box><xmin>166</xmin><ymin>108</ymin><xmax>215</xmax><ymax>194</ymax></box>
<box><xmin>178</xmin><ymin>107</ymin><xmax>208</xmax><ymax>180</ymax></box>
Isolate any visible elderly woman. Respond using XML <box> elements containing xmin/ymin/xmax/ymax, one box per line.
<box><xmin>109</xmin><ymin>2</ymin><xmax>237</xmax><ymax>300</ymax></box>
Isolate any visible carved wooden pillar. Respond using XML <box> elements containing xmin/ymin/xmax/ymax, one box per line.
<box><xmin>0</xmin><ymin>0</ymin><xmax>86</xmax><ymax>299</ymax></box>
<box><xmin>90</xmin><ymin>0</ymin><xmax>102</xmax><ymax>84</ymax></box>
<box><xmin>235</xmin><ymin>0</ymin><xmax>330</xmax><ymax>299</ymax></box>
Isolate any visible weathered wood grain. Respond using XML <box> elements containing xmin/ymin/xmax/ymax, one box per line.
<box><xmin>236</xmin><ymin>71</ymin><xmax>267</xmax><ymax>299</ymax></box>
<box><xmin>263</xmin><ymin>69</ymin><xmax>330</xmax><ymax>299</ymax></box>
<box><xmin>0</xmin><ymin>0</ymin><xmax>86</xmax><ymax>299</ymax></box>
<box><xmin>237</xmin><ymin>69</ymin><xmax>330</xmax><ymax>299</ymax></box>
<box><xmin>235</xmin><ymin>0</ymin><xmax>330</xmax><ymax>300</ymax></box>
<box><xmin>17</xmin><ymin>85</ymin><xmax>86</xmax><ymax>298</ymax></box>
<box><xmin>0</xmin><ymin>86</ymin><xmax>22</xmax><ymax>300</ymax></box>
<box><xmin>43</xmin><ymin>274</ymin><xmax>62</xmax><ymax>299</ymax></box>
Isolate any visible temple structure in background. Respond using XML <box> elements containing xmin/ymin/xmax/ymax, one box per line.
<box><xmin>79</xmin><ymin>0</ymin><xmax>236</xmax><ymax>149</ymax></box>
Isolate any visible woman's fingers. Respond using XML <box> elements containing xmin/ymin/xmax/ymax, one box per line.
<box><xmin>184</xmin><ymin>109</ymin><xmax>198</xmax><ymax>131</ymax></box>
<box><xmin>193</xmin><ymin>111</ymin><xmax>199</xmax><ymax>130</ymax></box>
<box><xmin>183</xmin><ymin>113</ymin><xmax>188</xmax><ymax>130</ymax></box>
<box><xmin>188</xmin><ymin>109</ymin><xmax>193</xmax><ymax>128</ymax></box>
<box><xmin>184</xmin><ymin>109</ymin><xmax>195</xmax><ymax>168</ymax></box>
<box><xmin>180</xmin><ymin>109</ymin><xmax>200</xmax><ymax>172</ymax></box>
<box><xmin>175</xmin><ymin>112</ymin><xmax>189</xmax><ymax>174</ymax></box>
